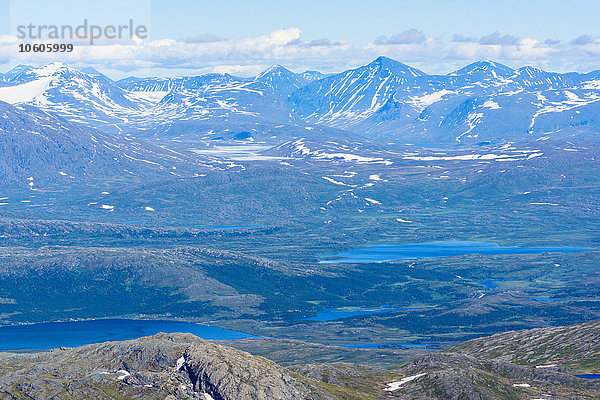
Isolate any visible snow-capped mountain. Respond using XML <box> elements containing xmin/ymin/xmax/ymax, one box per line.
<box><xmin>254</xmin><ymin>65</ymin><xmax>309</xmax><ymax>96</ymax></box>
<box><xmin>291</xmin><ymin>58</ymin><xmax>600</xmax><ymax>143</ymax></box>
<box><xmin>0</xmin><ymin>63</ymin><xmax>154</xmax><ymax>133</ymax></box>
<box><xmin>1</xmin><ymin>58</ymin><xmax>600</xmax><ymax>144</ymax></box>
<box><xmin>290</xmin><ymin>56</ymin><xmax>425</xmax><ymax>129</ymax></box>
<box><xmin>153</xmin><ymin>73</ymin><xmax>294</xmax><ymax>125</ymax></box>
<box><xmin>300</xmin><ymin>71</ymin><xmax>327</xmax><ymax>82</ymax></box>
<box><xmin>115</xmin><ymin>69</ymin><xmax>311</xmax><ymax>137</ymax></box>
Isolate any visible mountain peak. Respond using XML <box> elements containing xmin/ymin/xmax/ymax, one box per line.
<box><xmin>366</xmin><ymin>56</ymin><xmax>425</xmax><ymax>77</ymax></box>
<box><xmin>452</xmin><ymin>60</ymin><xmax>514</xmax><ymax>77</ymax></box>
<box><xmin>2</xmin><ymin>64</ymin><xmax>35</xmax><ymax>82</ymax></box>
<box><xmin>34</xmin><ymin>62</ymin><xmax>74</xmax><ymax>77</ymax></box>
<box><xmin>3</xmin><ymin>63</ymin><xmax>83</xmax><ymax>83</ymax></box>
<box><xmin>254</xmin><ymin>65</ymin><xmax>309</xmax><ymax>94</ymax></box>
<box><xmin>255</xmin><ymin>65</ymin><xmax>295</xmax><ymax>80</ymax></box>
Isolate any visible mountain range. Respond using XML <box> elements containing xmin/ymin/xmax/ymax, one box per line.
<box><xmin>0</xmin><ymin>56</ymin><xmax>599</xmax><ymax>400</ymax></box>
<box><xmin>1</xmin><ymin>57</ymin><xmax>599</xmax><ymax>144</ymax></box>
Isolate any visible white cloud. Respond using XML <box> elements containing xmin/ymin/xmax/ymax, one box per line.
<box><xmin>239</xmin><ymin>28</ymin><xmax>302</xmax><ymax>51</ymax></box>
<box><xmin>375</xmin><ymin>29</ymin><xmax>427</xmax><ymax>45</ymax></box>
<box><xmin>1</xmin><ymin>28</ymin><xmax>599</xmax><ymax>79</ymax></box>
<box><xmin>212</xmin><ymin>64</ymin><xmax>264</xmax><ymax>76</ymax></box>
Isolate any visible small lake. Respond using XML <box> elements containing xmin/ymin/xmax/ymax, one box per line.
<box><xmin>0</xmin><ymin>319</ymin><xmax>255</xmax><ymax>352</ymax></box>
<box><xmin>479</xmin><ymin>279</ymin><xmax>513</xmax><ymax>290</ymax></box>
<box><xmin>575</xmin><ymin>374</ymin><xmax>600</xmax><ymax>379</ymax></box>
<box><xmin>527</xmin><ymin>296</ymin><xmax>557</xmax><ymax>302</ymax></box>
<box><xmin>320</xmin><ymin>241</ymin><xmax>593</xmax><ymax>264</ymax></box>
<box><xmin>342</xmin><ymin>343</ymin><xmax>441</xmax><ymax>349</ymax></box>
<box><xmin>304</xmin><ymin>306</ymin><xmax>423</xmax><ymax>321</ymax></box>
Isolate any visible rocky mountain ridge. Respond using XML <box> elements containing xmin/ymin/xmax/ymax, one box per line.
<box><xmin>0</xmin><ymin>320</ymin><xmax>598</xmax><ymax>399</ymax></box>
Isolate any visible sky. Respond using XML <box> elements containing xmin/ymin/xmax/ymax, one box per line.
<box><xmin>1</xmin><ymin>0</ymin><xmax>599</xmax><ymax>79</ymax></box>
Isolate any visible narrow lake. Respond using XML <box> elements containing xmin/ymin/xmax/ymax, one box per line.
<box><xmin>320</xmin><ymin>240</ymin><xmax>593</xmax><ymax>264</ymax></box>
<box><xmin>342</xmin><ymin>343</ymin><xmax>441</xmax><ymax>349</ymax></box>
<box><xmin>575</xmin><ymin>374</ymin><xmax>600</xmax><ymax>379</ymax></box>
<box><xmin>0</xmin><ymin>319</ymin><xmax>255</xmax><ymax>352</ymax></box>
<box><xmin>304</xmin><ymin>306</ymin><xmax>424</xmax><ymax>321</ymax></box>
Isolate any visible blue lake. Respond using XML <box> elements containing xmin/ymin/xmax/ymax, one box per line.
<box><xmin>190</xmin><ymin>224</ymin><xmax>264</xmax><ymax>230</ymax></box>
<box><xmin>320</xmin><ymin>241</ymin><xmax>593</xmax><ymax>264</ymax></box>
<box><xmin>527</xmin><ymin>297</ymin><xmax>557</xmax><ymax>302</ymax></box>
<box><xmin>575</xmin><ymin>374</ymin><xmax>600</xmax><ymax>379</ymax></box>
<box><xmin>479</xmin><ymin>279</ymin><xmax>503</xmax><ymax>290</ymax></box>
<box><xmin>342</xmin><ymin>343</ymin><xmax>439</xmax><ymax>349</ymax></box>
<box><xmin>304</xmin><ymin>306</ymin><xmax>423</xmax><ymax>321</ymax></box>
<box><xmin>0</xmin><ymin>319</ymin><xmax>255</xmax><ymax>352</ymax></box>
<box><xmin>479</xmin><ymin>279</ymin><xmax>508</xmax><ymax>290</ymax></box>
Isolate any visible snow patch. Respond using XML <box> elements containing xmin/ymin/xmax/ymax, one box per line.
<box><xmin>384</xmin><ymin>373</ymin><xmax>427</xmax><ymax>391</ymax></box>
<box><xmin>404</xmin><ymin>153</ymin><xmax>515</xmax><ymax>161</ymax></box>
<box><xmin>0</xmin><ymin>77</ymin><xmax>53</xmax><ymax>104</ymax></box>
<box><xmin>175</xmin><ymin>356</ymin><xmax>185</xmax><ymax>370</ymax></box>
<box><xmin>535</xmin><ymin>364</ymin><xmax>557</xmax><ymax>369</ymax></box>
<box><xmin>365</xmin><ymin>198</ymin><xmax>381</xmax><ymax>205</ymax></box>
<box><xmin>483</xmin><ymin>100</ymin><xmax>501</xmax><ymax>109</ymax></box>
<box><xmin>410</xmin><ymin>90</ymin><xmax>453</xmax><ymax>111</ymax></box>
<box><xmin>322</xmin><ymin>176</ymin><xmax>353</xmax><ymax>186</ymax></box>
<box><xmin>116</xmin><ymin>370</ymin><xmax>130</xmax><ymax>380</ymax></box>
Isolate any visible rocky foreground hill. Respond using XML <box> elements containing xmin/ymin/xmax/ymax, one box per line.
<box><xmin>0</xmin><ymin>321</ymin><xmax>598</xmax><ymax>400</ymax></box>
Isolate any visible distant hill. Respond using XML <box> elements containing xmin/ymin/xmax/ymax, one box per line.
<box><xmin>0</xmin><ymin>100</ymin><xmax>209</xmax><ymax>187</ymax></box>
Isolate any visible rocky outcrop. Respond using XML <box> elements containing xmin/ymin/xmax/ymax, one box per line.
<box><xmin>1</xmin><ymin>321</ymin><xmax>599</xmax><ymax>400</ymax></box>
<box><xmin>0</xmin><ymin>333</ymin><xmax>342</xmax><ymax>400</ymax></box>
<box><xmin>370</xmin><ymin>320</ymin><xmax>600</xmax><ymax>400</ymax></box>
<box><xmin>184</xmin><ymin>342</ymin><xmax>314</xmax><ymax>400</ymax></box>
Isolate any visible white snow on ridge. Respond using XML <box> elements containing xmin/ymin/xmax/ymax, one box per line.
<box><xmin>582</xmin><ymin>79</ymin><xmax>600</xmax><ymax>90</ymax></box>
<box><xmin>115</xmin><ymin>370</ymin><xmax>130</xmax><ymax>380</ymax></box>
<box><xmin>404</xmin><ymin>153</ymin><xmax>514</xmax><ymax>161</ymax></box>
<box><xmin>535</xmin><ymin>364</ymin><xmax>558</xmax><ymax>369</ymax></box>
<box><xmin>384</xmin><ymin>373</ymin><xmax>427</xmax><ymax>391</ymax></box>
<box><xmin>322</xmin><ymin>176</ymin><xmax>352</xmax><ymax>186</ymax></box>
<box><xmin>527</xmin><ymin>153</ymin><xmax>543</xmax><ymax>159</ymax></box>
<box><xmin>483</xmin><ymin>100</ymin><xmax>501</xmax><ymax>109</ymax></box>
<box><xmin>410</xmin><ymin>90</ymin><xmax>454</xmax><ymax>111</ymax></box>
<box><xmin>175</xmin><ymin>356</ymin><xmax>185</xmax><ymax>370</ymax></box>
<box><xmin>0</xmin><ymin>77</ymin><xmax>53</xmax><ymax>104</ymax></box>
<box><xmin>128</xmin><ymin>90</ymin><xmax>169</xmax><ymax>103</ymax></box>
<box><xmin>287</xmin><ymin>139</ymin><xmax>393</xmax><ymax>165</ymax></box>
<box><xmin>365</xmin><ymin>197</ymin><xmax>381</xmax><ymax>205</ymax></box>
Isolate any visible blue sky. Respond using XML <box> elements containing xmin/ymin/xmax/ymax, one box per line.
<box><xmin>1</xmin><ymin>0</ymin><xmax>599</xmax><ymax>78</ymax></box>
<box><xmin>148</xmin><ymin>0</ymin><xmax>600</xmax><ymax>43</ymax></box>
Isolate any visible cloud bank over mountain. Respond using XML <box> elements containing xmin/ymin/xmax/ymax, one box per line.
<box><xmin>1</xmin><ymin>27</ymin><xmax>599</xmax><ymax>78</ymax></box>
